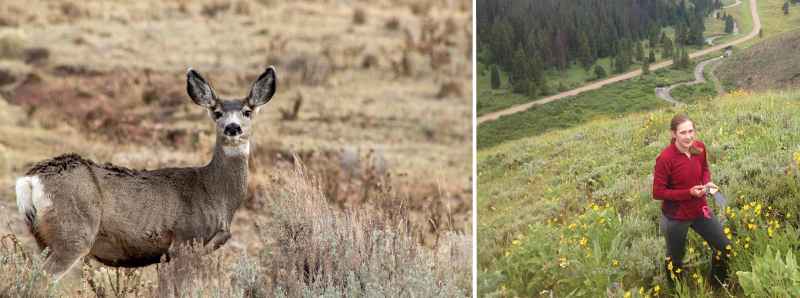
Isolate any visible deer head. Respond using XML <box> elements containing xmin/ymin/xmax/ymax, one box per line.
<box><xmin>186</xmin><ymin>66</ymin><xmax>277</xmax><ymax>155</ymax></box>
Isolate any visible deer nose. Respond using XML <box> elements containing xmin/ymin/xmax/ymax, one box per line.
<box><xmin>224</xmin><ymin>124</ymin><xmax>242</xmax><ymax>136</ymax></box>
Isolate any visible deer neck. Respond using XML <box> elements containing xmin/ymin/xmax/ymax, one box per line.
<box><xmin>202</xmin><ymin>139</ymin><xmax>250</xmax><ymax>215</ymax></box>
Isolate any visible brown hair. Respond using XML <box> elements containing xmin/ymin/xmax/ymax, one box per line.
<box><xmin>670</xmin><ymin>113</ymin><xmax>702</xmax><ymax>155</ymax></box>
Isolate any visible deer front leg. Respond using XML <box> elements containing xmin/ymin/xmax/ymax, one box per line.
<box><xmin>201</xmin><ymin>229</ymin><xmax>231</xmax><ymax>254</ymax></box>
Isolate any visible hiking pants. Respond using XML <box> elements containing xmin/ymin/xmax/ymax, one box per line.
<box><xmin>660</xmin><ymin>214</ymin><xmax>730</xmax><ymax>285</ymax></box>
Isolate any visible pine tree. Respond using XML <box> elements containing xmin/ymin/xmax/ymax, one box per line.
<box><xmin>675</xmin><ymin>23</ymin><xmax>688</xmax><ymax>45</ymax></box>
<box><xmin>490</xmin><ymin>18</ymin><xmax>514</xmax><ymax>71</ymax></box>
<box><xmin>490</xmin><ymin>64</ymin><xmax>501</xmax><ymax>89</ymax></box>
<box><xmin>688</xmin><ymin>15</ymin><xmax>706</xmax><ymax>45</ymax></box>
<box><xmin>614</xmin><ymin>52</ymin><xmax>627</xmax><ymax>74</ymax></box>
<box><xmin>527</xmin><ymin>80</ymin><xmax>539</xmax><ymax>97</ymax></box>
<box><xmin>540</xmin><ymin>79</ymin><xmax>552</xmax><ymax>96</ymax></box>
<box><xmin>635</xmin><ymin>42</ymin><xmax>645</xmax><ymax>62</ymax></box>
<box><xmin>649</xmin><ymin>49</ymin><xmax>656</xmax><ymax>63</ymax></box>
<box><xmin>662</xmin><ymin>36</ymin><xmax>674</xmax><ymax>58</ymax></box>
<box><xmin>578</xmin><ymin>32</ymin><xmax>594</xmax><ymax>70</ymax></box>
<box><xmin>594</xmin><ymin>64</ymin><xmax>607</xmax><ymax>79</ymax></box>
<box><xmin>724</xmin><ymin>16</ymin><xmax>735</xmax><ymax>33</ymax></box>
<box><xmin>784</xmin><ymin>1</ymin><xmax>790</xmax><ymax>15</ymax></box>
<box><xmin>511</xmin><ymin>47</ymin><xmax>529</xmax><ymax>93</ymax></box>
<box><xmin>642</xmin><ymin>60</ymin><xmax>651</xmax><ymax>75</ymax></box>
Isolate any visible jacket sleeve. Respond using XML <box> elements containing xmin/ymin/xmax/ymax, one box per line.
<box><xmin>700</xmin><ymin>143</ymin><xmax>711</xmax><ymax>184</ymax></box>
<box><xmin>652</xmin><ymin>156</ymin><xmax>694</xmax><ymax>201</ymax></box>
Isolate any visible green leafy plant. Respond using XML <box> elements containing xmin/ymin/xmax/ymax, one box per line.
<box><xmin>737</xmin><ymin>246</ymin><xmax>800</xmax><ymax>297</ymax></box>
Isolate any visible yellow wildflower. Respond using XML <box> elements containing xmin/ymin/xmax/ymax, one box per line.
<box><xmin>612</xmin><ymin>259</ymin><xmax>620</xmax><ymax>267</ymax></box>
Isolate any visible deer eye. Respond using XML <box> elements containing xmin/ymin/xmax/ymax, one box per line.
<box><xmin>243</xmin><ymin>110</ymin><xmax>252</xmax><ymax>118</ymax></box>
<box><xmin>213</xmin><ymin>111</ymin><xmax>223</xmax><ymax>119</ymax></box>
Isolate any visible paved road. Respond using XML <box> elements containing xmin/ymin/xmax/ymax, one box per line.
<box><xmin>477</xmin><ymin>0</ymin><xmax>760</xmax><ymax>125</ymax></box>
<box><xmin>654</xmin><ymin>56</ymin><xmax>725</xmax><ymax>105</ymax></box>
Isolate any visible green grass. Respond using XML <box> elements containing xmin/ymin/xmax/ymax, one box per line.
<box><xmin>476</xmin><ymin>62</ymin><xmax>537</xmax><ymax>117</ymax></box>
<box><xmin>671</xmin><ymin>82</ymin><xmax>718</xmax><ymax>105</ymax></box>
<box><xmin>705</xmin><ymin>0</ymin><xmax>754</xmax><ymax>46</ymax></box>
<box><xmin>478</xmin><ymin>89</ymin><xmax>800</xmax><ymax>296</ymax></box>
<box><xmin>477</xmin><ymin>66</ymin><xmax>701</xmax><ymax>150</ymax></box>
<box><xmin>740</xmin><ymin>0</ymin><xmax>800</xmax><ymax>48</ymax></box>
<box><xmin>477</xmin><ymin>58</ymin><xmax>614</xmax><ymax>117</ymax></box>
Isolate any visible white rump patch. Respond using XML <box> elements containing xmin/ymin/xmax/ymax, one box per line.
<box><xmin>223</xmin><ymin>142</ymin><xmax>250</xmax><ymax>156</ymax></box>
<box><xmin>15</xmin><ymin>176</ymin><xmax>51</xmax><ymax>221</ymax></box>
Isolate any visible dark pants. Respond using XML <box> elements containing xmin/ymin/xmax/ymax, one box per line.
<box><xmin>660</xmin><ymin>214</ymin><xmax>731</xmax><ymax>287</ymax></box>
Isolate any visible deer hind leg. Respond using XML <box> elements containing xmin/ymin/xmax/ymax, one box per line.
<box><xmin>35</xmin><ymin>197</ymin><xmax>101</xmax><ymax>282</ymax></box>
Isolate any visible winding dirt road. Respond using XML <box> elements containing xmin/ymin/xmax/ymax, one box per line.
<box><xmin>478</xmin><ymin>0</ymin><xmax>760</xmax><ymax>125</ymax></box>
<box><xmin>654</xmin><ymin>56</ymin><xmax>724</xmax><ymax>105</ymax></box>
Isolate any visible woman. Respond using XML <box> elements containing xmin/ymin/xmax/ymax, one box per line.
<box><xmin>652</xmin><ymin>113</ymin><xmax>730</xmax><ymax>289</ymax></box>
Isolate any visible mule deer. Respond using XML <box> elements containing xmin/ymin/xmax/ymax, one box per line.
<box><xmin>14</xmin><ymin>66</ymin><xmax>277</xmax><ymax>282</ymax></box>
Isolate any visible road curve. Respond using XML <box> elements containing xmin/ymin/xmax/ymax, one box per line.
<box><xmin>478</xmin><ymin>0</ymin><xmax>760</xmax><ymax>125</ymax></box>
<box><xmin>655</xmin><ymin>56</ymin><xmax>724</xmax><ymax>105</ymax></box>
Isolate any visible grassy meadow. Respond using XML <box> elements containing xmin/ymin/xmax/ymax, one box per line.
<box><xmin>478</xmin><ymin>89</ymin><xmax>800</xmax><ymax>296</ymax></box>
<box><xmin>477</xmin><ymin>64</ymin><xmax>712</xmax><ymax>150</ymax></box>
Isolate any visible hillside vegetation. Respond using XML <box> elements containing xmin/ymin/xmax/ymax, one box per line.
<box><xmin>478</xmin><ymin>89</ymin><xmax>800</xmax><ymax>296</ymax></box>
<box><xmin>717</xmin><ymin>30</ymin><xmax>800</xmax><ymax>91</ymax></box>
<box><xmin>477</xmin><ymin>64</ymin><xmax>713</xmax><ymax>150</ymax></box>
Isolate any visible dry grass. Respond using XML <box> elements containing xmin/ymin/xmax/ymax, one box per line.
<box><xmin>0</xmin><ymin>164</ymin><xmax>470</xmax><ymax>297</ymax></box>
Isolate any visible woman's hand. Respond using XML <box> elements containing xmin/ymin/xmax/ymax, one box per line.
<box><xmin>690</xmin><ymin>185</ymin><xmax>707</xmax><ymax>197</ymax></box>
<box><xmin>704</xmin><ymin>182</ymin><xmax>719</xmax><ymax>191</ymax></box>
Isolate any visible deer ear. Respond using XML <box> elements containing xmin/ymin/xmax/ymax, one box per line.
<box><xmin>247</xmin><ymin>66</ymin><xmax>276</xmax><ymax>107</ymax></box>
<box><xmin>186</xmin><ymin>68</ymin><xmax>217</xmax><ymax>108</ymax></box>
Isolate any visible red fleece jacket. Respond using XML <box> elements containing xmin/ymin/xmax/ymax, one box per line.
<box><xmin>652</xmin><ymin>140</ymin><xmax>711</xmax><ymax>220</ymax></box>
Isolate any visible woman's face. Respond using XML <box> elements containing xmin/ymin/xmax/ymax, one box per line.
<box><xmin>671</xmin><ymin>120</ymin><xmax>695</xmax><ymax>150</ymax></box>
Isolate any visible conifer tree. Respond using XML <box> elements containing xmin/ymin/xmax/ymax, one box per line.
<box><xmin>490</xmin><ymin>65</ymin><xmax>501</xmax><ymax>89</ymax></box>
<box><xmin>595</xmin><ymin>64</ymin><xmax>607</xmax><ymax>79</ymax></box>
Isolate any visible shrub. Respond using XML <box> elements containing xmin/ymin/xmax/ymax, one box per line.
<box><xmin>0</xmin><ymin>235</ymin><xmax>55</xmax><ymax>297</ymax></box>
<box><xmin>259</xmin><ymin>164</ymin><xmax>470</xmax><ymax>296</ymax></box>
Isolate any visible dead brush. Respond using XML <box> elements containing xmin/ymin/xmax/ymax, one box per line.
<box><xmin>82</xmin><ymin>263</ymin><xmax>150</xmax><ymax>297</ymax></box>
<box><xmin>154</xmin><ymin>241</ymin><xmax>263</xmax><ymax>297</ymax></box>
<box><xmin>279</xmin><ymin>92</ymin><xmax>303</xmax><ymax>121</ymax></box>
<box><xmin>352</xmin><ymin>7</ymin><xmax>367</xmax><ymax>25</ymax></box>
<box><xmin>0</xmin><ymin>234</ymin><xmax>55</xmax><ymax>296</ymax></box>
<box><xmin>256</xmin><ymin>162</ymin><xmax>469</xmax><ymax>296</ymax></box>
<box><xmin>201</xmin><ymin>1</ymin><xmax>231</xmax><ymax>18</ymax></box>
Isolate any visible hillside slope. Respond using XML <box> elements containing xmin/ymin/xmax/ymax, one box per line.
<box><xmin>478</xmin><ymin>89</ymin><xmax>800</xmax><ymax>296</ymax></box>
<box><xmin>717</xmin><ymin>30</ymin><xmax>800</xmax><ymax>91</ymax></box>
